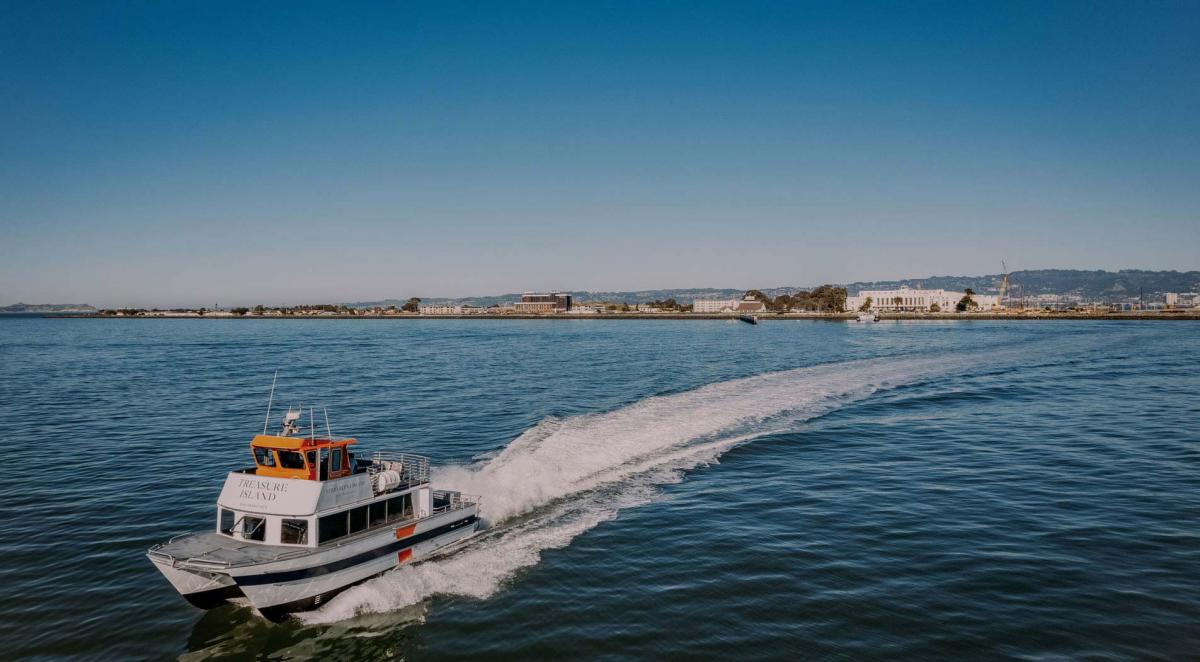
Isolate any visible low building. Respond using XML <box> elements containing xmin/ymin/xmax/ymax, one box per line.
<box><xmin>735</xmin><ymin>298</ymin><xmax>767</xmax><ymax>313</ymax></box>
<box><xmin>514</xmin><ymin>292</ymin><xmax>572</xmax><ymax>313</ymax></box>
<box><xmin>845</xmin><ymin>287</ymin><xmax>999</xmax><ymax>312</ymax></box>
<box><xmin>419</xmin><ymin>304</ymin><xmax>465</xmax><ymax>315</ymax></box>
<box><xmin>567</xmin><ymin>305</ymin><xmax>601</xmax><ymax>314</ymax></box>
<box><xmin>419</xmin><ymin>304</ymin><xmax>488</xmax><ymax>315</ymax></box>
<box><xmin>692</xmin><ymin>298</ymin><xmax>740</xmax><ymax>313</ymax></box>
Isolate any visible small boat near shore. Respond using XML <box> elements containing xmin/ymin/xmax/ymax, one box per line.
<box><xmin>856</xmin><ymin>312</ymin><xmax>878</xmax><ymax>323</ymax></box>
<box><xmin>148</xmin><ymin>405</ymin><xmax>480</xmax><ymax>620</ymax></box>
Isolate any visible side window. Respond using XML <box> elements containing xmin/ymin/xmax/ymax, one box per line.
<box><xmin>369</xmin><ymin>501</ymin><xmax>387</xmax><ymax>527</ymax></box>
<box><xmin>242</xmin><ymin>515</ymin><xmax>266</xmax><ymax>542</ymax></box>
<box><xmin>281</xmin><ymin>519</ymin><xmax>308</xmax><ymax>545</ymax></box>
<box><xmin>278</xmin><ymin>450</ymin><xmax>306</xmax><ymax>469</ymax></box>
<box><xmin>253</xmin><ymin>447</ymin><xmax>276</xmax><ymax>467</ymax></box>
<box><xmin>349</xmin><ymin>506</ymin><xmax>367</xmax><ymax>534</ymax></box>
<box><xmin>219</xmin><ymin>508</ymin><xmax>235</xmax><ymax>534</ymax></box>
<box><xmin>319</xmin><ymin>512</ymin><xmax>348</xmax><ymax>543</ymax></box>
<box><xmin>331</xmin><ymin>448</ymin><xmax>343</xmax><ymax>472</ymax></box>
<box><xmin>387</xmin><ymin>494</ymin><xmax>412</xmax><ymax>522</ymax></box>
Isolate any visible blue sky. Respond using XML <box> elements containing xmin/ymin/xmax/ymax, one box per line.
<box><xmin>2</xmin><ymin>1</ymin><xmax>1198</xmax><ymax>306</ymax></box>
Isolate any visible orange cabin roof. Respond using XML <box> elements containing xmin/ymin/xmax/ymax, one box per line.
<box><xmin>250</xmin><ymin>434</ymin><xmax>357</xmax><ymax>450</ymax></box>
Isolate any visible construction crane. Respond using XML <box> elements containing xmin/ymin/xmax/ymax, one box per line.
<box><xmin>996</xmin><ymin>261</ymin><xmax>1010</xmax><ymax>310</ymax></box>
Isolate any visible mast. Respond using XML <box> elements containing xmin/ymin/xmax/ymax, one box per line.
<box><xmin>263</xmin><ymin>369</ymin><xmax>279</xmax><ymax>435</ymax></box>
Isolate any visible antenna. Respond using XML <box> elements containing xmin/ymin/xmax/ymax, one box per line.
<box><xmin>310</xmin><ymin>407</ymin><xmax>316</xmax><ymax>441</ymax></box>
<box><xmin>324</xmin><ymin>407</ymin><xmax>333</xmax><ymax>440</ymax></box>
<box><xmin>263</xmin><ymin>369</ymin><xmax>279</xmax><ymax>435</ymax></box>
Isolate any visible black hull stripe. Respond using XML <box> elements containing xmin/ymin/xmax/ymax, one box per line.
<box><xmin>235</xmin><ymin>515</ymin><xmax>478</xmax><ymax>587</ymax></box>
<box><xmin>183</xmin><ymin>584</ymin><xmax>243</xmax><ymax>609</ymax></box>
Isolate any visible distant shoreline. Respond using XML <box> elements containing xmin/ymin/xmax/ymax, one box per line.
<box><xmin>42</xmin><ymin>312</ymin><xmax>1200</xmax><ymax>321</ymax></box>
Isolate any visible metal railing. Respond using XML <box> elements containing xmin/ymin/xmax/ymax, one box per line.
<box><xmin>367</xmin><ymin>451</ymin><xmax>430</xmax><ymax>493</ymax></box>
<box><xmin>431</xmin><ymin>490</ymin><xmax>480</xmax><ymax>516</ymax></box>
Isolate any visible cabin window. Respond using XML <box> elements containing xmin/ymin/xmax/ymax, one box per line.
<box><xmin>219</xmin><ymin>509</ymin><xmax>235</xmax><ymax>534</ymax></box>
<box><xmin>242</xmin><ymin>515</ymin><xmax>266</xmax><ymax>542</ymax></box>
<box><xmin>281</xmin><ymin>519</ymin><xmax>308</xmax><ymax>545</ymax></box>
<box><xmin>386</xmin><ymin>494</ymin><xmax>413</xmax><ymax>522</ymax></box>
<box><xmin>278</xmin><ymin>450</ymin><xmax>306</xmax><ymax>470</ymax></box>
<box><xmin>319</xmin><ymin>512</ymin><xmax>348</xmax><ymax>543</ymax></box>
<box><xmin>331</xmin><ymin>448</ymin><xmax>343</xmax><ymax>472</ymax></box>
<box><xmin>253</xmin><ymin>447</ymin><xmax>276</xmax><ymax>467</ymax></box>
<box><xmin>369</xmin><ymin>501</ymin><xmax>387</xmax><ymax>527</ymax></box>
<box><xmin>349</xmin><ymin>506</ymin><xmax>368</xmax><ymax>534</ymax></box>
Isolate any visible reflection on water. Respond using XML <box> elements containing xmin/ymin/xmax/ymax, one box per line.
<box><xmin>184</xmin><ymin>602</ymin><xmax>429</xmax><ymax>660</ymax></box>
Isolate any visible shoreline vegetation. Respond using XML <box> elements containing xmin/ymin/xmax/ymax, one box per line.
<box><xmin>39</xmin><ymin>286</ymin><xmax>1200</xmax><ymax>320</ymax></box>
<box><xmin>45</xmin><ymin>311</ymin><xmax>1200</xmax><ymax>320</ymax></box>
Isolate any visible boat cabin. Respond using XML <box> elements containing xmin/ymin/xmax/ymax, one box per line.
<box><xmin>249</xmin><ymin>434</ymin><xmax>358</xmax><ymax>481</ymax></box>
<box><xmin>205</xmin><ymin>405</ymin><xmax>454</xmax><ymax>550</ymax></box>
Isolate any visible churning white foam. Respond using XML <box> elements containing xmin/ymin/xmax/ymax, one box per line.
<box><xmin>299</xmin><ymin>352</ymin><xmax>969</xmax><ymax>623</ymax></box>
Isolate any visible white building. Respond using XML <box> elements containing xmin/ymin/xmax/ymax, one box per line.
<box><xmin>692</xmin><ymin>298</ymin><xmax>740</xmax><ymax>313</ymax></box>
<box><xmin>845</xmin><ymin>286</ymin><xmax>999</xmax><ymax>312</ymax></box>
<box><xmin>567</xmin><ymin>305</ymin><xmax>602</xmax><ymax>314</ymax></box>
<box><xmin>420</xmin><ymin>304</ymin><xmax>465</xmax><ymax>315</ymax></box>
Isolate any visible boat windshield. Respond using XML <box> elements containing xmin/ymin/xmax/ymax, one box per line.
<box><xmin>252</xmin><ymin>447</ymin><xmax>276</xmax><ymax>467</ymax></box>
<box><xmin>277</xmin><ymin>450</ymin><xmax>306</xmax><ymax>469</ymax></box>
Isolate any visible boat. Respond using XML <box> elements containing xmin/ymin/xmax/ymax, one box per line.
<box><xmin>147</xmin><ymin>405</ymin><xmax>481</xmax><ymax>621</ymax></box>
<box><xmin>738</xmin><ymin>314</ymin><xmax>758</xmax><ymax>325</ymax></box>
<box><xmin>856</xmin><ymin>312</ymin><xmax>878</xmax><ymax>322</ymax></box>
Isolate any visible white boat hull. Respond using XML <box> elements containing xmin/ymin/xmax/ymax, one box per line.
<box><xmin>150</xmin><ymin>506</ymin><xmax>479</xmax><ymax>619</ymax></box>
<box><xmin>232</xmin><ymin>508</ymin><xmax>478</xmax><ymax>618</ymax></box>
<box><xmin>148</xmin><ymin>556</ymin><xmax>240</xmax><ymax>608</ymax></box>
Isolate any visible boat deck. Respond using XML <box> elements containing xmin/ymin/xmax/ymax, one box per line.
<box><xmin>150</xmin><ymin>532</ymin><xmax>307</xmax><ymax>569</ymax></box>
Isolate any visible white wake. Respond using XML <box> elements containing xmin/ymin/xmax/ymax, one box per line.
<box><xmin>299</xmin><ymin>351</ymin><xmax>976</xmax><ymax>623</ymax></box>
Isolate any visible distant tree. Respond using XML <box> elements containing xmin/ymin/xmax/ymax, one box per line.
<box><xmin>929</xmin><ymin>302</ymin><xmax>941</xmax><ymax>313</ymax></box>
<box><xmin>858</xmin><ymin>296</ymin><xmax>873</xmax><ymax>312</ymax></box>
<box><xmin>231</xmin><ymin>307</ymin><xmax>250</xmax><ymax>316</ymax></box>
<box><xmin>772</xmin><ymin>294</ymin><xmax>795</xmax><ymax>312</ymax></box>
<box><xmin>401</xmin><ymin>297</ymin><xmax>421</xmax><ymax>313</ymax></box>
<box><xmin>252</xmin><ymin>305</ymin><xmax>265</xmax><ymax>315</ymax></box>
<box><xmin>643</xmin><ymin>298</ymin><xmax>680</xmax><ymax>310</ymax></box>
<box><xmin>892</xmin><ymin>296</ymin><xmax>903</xmax><ymax>307</ymax></box>
<box><xmin>791</xmin><ymin>285</ymin><xmax>847</xmax><ymax>313</ymax></box>
<box><xmin>744</xmin><ymin>289</ymin><xmax>771</xmax><ymax>303</ymax></box>
<box><xmin>198</xmin><ymin>307</ymin><xmax>207</xmax><ymax>316</ymax></box>
<box><xmin>956</xmin><ymin>290</ymin><xmax>976</xmax><ymax>312</ymax></box>
<box><xmin>824</xmin><ymin>286</ymin><xmax>847</xmax><ymax>313</ymax></box>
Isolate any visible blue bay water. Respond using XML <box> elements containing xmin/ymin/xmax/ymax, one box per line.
<box><xmin>0</xmin><ymin>318</ymin><xmax>1197</xmax><ymax>659</ymax></box>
